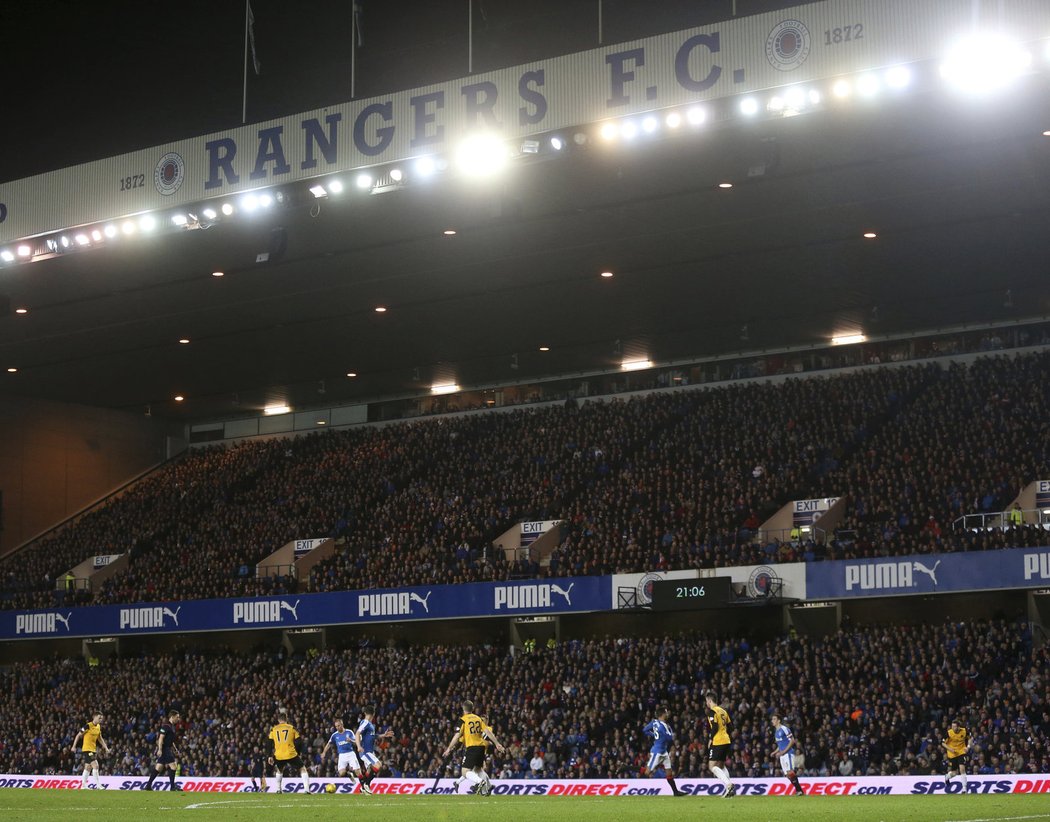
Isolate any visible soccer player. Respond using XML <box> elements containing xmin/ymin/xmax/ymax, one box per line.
<box><xmin>641</xmin><ymin>706</ymin><xmax>686</xmax><ymax>796</ymax></box>
<box><xmin>321</xmin><ymin>717</ymin><xmax>361</xmax><ymax>788</ymax></box>
<box><xmin>443</xmin><ymin>699</ymin><xmax>505</xmax><ymax>796</ymax></box>
<box><xmin>143</xmin><ymin>710</ymin><xmax>181</xmax><ymax>791</ymax></box>
<box><xmin>269</xmin><ymin>709</ymin><xmax>310</xmax><ymax>793</ymax></box>
<box><xmin>705</xmin><ymin>693</ymin><xmax>736</xmax><ymax>797</ymax></box>
<box><xmin>770</xmin><ymin>714</ymin><xmax>804</xmax><ymax>796</ymax></box>
<box><xmin>249</xmin><ymin>744</ymin><xmax>269</xmax><ymax>792</ymax></box>
<box><xmin>354</xmin><ymin>705</ymin><xmax>393</xmax><ymax>794</ymax></box>
<box><xmin>71</xmin><ymin>711</ymin><xmax>109</xmax><ymax>789</ymax></box>
<box><xmin>943</xmin><ymin>718</ymin><xmax>972</xmax><ymax>788</ymax></box>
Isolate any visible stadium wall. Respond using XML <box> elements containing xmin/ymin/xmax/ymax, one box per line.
<box><xmin>0</xmin><ymin>396</ymin><xmax>183</xmax><ymax>558</ymax></box>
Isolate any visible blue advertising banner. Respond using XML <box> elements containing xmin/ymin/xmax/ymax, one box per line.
<box><xmin>806</xmin><ymin>546</ymin><xmax>1050</xmax><ymax>600</ymax></box>
<box><xmin>1</xmin><ymin>576</ymin><xmax>610</xmax><ymax>641</ymax></box>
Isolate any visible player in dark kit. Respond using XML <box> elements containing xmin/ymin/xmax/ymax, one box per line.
<box><xmin>144</xmin><ymin>710</ymin><xmax>182</xmax><ymax>791</ymax></box>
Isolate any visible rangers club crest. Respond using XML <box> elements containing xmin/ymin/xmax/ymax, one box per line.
<box><xmin>766</xmin><ymin>19</ymin><xmax>811</xmax><ymax>71</ymax></box>
<box><xmin>154</xmin><ymin>152</ymin><xmax>185</xmax><ymax>196</ymax></box>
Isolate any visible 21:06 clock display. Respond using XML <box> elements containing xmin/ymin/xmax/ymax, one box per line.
<box><xmin>650</xmin><ymin>577</ymin><xmax>733</xmax><ymax>610</ymax></box>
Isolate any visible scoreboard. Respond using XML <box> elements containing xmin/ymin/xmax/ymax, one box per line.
<box><xmin>650</xmin><ymin>577</ymin><xmax>733</xmax><ymax>611</ymax></box>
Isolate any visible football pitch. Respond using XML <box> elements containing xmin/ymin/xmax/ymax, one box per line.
<box><xmin>1</xmin><ymin>790</ymin><xmax>1049</xmax><ymax>822</ymax></box>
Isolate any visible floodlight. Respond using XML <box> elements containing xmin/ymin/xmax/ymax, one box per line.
<box><xmin>259</xmin><ymin>193</ymin><xmax>274</xmax><ymax>207</ymax></box>
<box><xmin>621</xmin><ymin>359</ymin><xmax>653</xmax><ymax>371</ymax></box>
<box><xmin>202</xmin><ymin>207</ymin><xmax>217</xmax><ymax>220</ymax></box>
<box><xmin>172</xmin><ymin>214</ymin><xmax>188</xmax><ymax>226</ymax></box>
<box><xmin>139</xmin><ymin>215</ymin><xmax>157</xmax><ymax>231</ymax></box>
<box><xmin>665</xmin><ymin>112</ymin><xmax>682</xmax><ymax>128</ymax></box>
<box><xmin>389</xmin><ymin>168</ymin><xmax>404</xmax><ymax>181</ymax></box>
<box><xmin>642</xmin><ymin>116</ymin><xmax>658</xmax><ymax>133</ymax></box>
<box><xmin>620</xmin><ymin>120</ymin><xmax>639</xmax><ymax>139</ymax></box>
<box><xmin>739</xmin><ymin>98</ymin><xmax>759</xmax><ymax>116</ymax></box>
<box><xmin>17</xmin><ymin>245</ymin><xmax>32</xmax><ymax>257</ymax></box>
<box><xmin>430</xmin><ymin>383</ymin><xmax>460</xmax><ymax>395</ymax></box>
<box><xmin>0</xmin><ymin>250</ymin><xmax>13</xmax><ymax>262</ymax></box>
<box><xmin>415</xmin><ymin>156</ymin><xmax>436</xmax><ymax>177</ymax></box>
<box><xmin>75</xmin><ymin>233</ymin><xmax>90</xmax><ymax>246</ymax></box>
<box><xmin>455</xmin><ymin>134</ymin><xmax>509</xmax><ymax>177</ymax></box>
<box><xmin>857</xmin><ymin>74</ymin><xmax>880</xmax><ymax>96</ymax></box>
<box><xmin>600</xmin><ymin>122</ymin><xmax>618</xmax><ymax>140</ymax></box>
<box><xmin>355</xmin><ymin>173</ymin><xmax>373</xmax><ymax>189</ymax></box>
<box><xmin>221</xmin><ymin>203</ymin><xmax>235</xmax><ymax>215</ymax></box>
<box><xmin>885</xmin><ymin>66</ymin><xmax>912</xmax><ymax>88</ymax></box>
<box><xmin>686</xmin><ymin>107</ymin><xmax>706</xmax><ymax>125</ymax></box>
<box><xmin>831</xmin><ymin>333</ymin><xmax>866</xmax><ymax>345</ymax></box>
<box><xmin>309</xmin><ymin>185</ymin><xmax>327</xmax><ymax>198</ymax></box>
<box><xmin>241</xmin><ymin>194</ymin><xmax>259</xmax><ymax>212</ymax></box>
<box><xmin>549</xmin><ymin>136</ymin><xmax>564</xmax><ymax>150</ymax></box>
<box><xmin>940</xmin><ymin>34</ymin><xmax>1031</xmax><ymax>93</ymax></box>
<box><xmin>832</xmin><ymin>79</ymin><xmax>852</xmax><ymax>98</ymax></box>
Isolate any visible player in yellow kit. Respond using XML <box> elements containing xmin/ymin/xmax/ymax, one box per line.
<box><xmin>269</xmin><ymin>710</ymin><xmax>311</xmax><ymax>793</ymax></box>
<box><xmin>71</xmin><ymin>712</ymin><xmax>109</xmax><ymax>789</ymax></box>
<box><xmin>705</xmin><ymin>693</ymin><xmax>736</xmax><ymax>797</ymax></box>
<box><xmin>943</xmin><ymin>718</ymin><xmax>972</xmax><ymax>788</ymax></box>
<box><xmin>443</xmin><ymin>700</ymin><xmax>505</xmax><ymax>796</ymax></box>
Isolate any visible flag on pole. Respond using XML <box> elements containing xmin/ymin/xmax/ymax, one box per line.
<box><xmin>247</xmin><ymin>0</ymin><xmax>262</xmax><ymax>74</ymax></box>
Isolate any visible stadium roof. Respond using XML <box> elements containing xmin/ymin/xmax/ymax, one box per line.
<box><xmin>2</xmin><ymin>1</ymin><xmax>1050</xmax><ymax>421</ymax></box>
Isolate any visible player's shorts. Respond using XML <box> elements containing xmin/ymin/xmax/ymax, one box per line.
<box><xmin>463</xmin><ymin>745</ymin><xmax>486</xmax><ymax>769</ymax></box>
<box><xmin>779</xmin><ymin>753</ymin><xmax>795</xmax><ymax>773</ymax></box>
<box><xmin>646</xmin><ymin>752</ymin><xmax>672</xmax><ymax>772</ymax></box>
<box><xmin>707</xmin><ymin>743</ymin><xmax>732</xmax><ymax>763</ymax></box>
<box><xmin>948</xmin><ymin>754</ymin><xmax>967</xmax><ymax>769</ymax></box>
<box><xmin>157</xmin><ymin>751</ymin><xmax>177</xmax><ymax>767</ymax></box>
<box><xmin>337</xmin><ymin>751</ymin><xmax>361</xmax><ymax>773</ymax></box>
<box><xmin>274</xmin><ymin>756</ymin><xmax>305</xmax><ymax>773</ymax></box>
<box><xmin>250</xmin><ymin>760</ymin><xmax>266</xmax><ymax>778</ymax></box>
<box><xmin>81</xmin><ymin>751</ymin><xmax>97</xmax><ymax>763</ymax></box>
<box><xmin>360</xmin><ymin>752</ymin><xmax>380</xmax><ymax>769</ymax></box>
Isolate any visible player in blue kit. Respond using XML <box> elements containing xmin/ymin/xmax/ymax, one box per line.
<box><xmin>354</xmin><ymin>705</ymin><xmax>393</xmax><ymax>794</ymax></box>
<box><xmin>321</xmin><ymin>718</ymin><xmax>362</xmax><ymax>789</ymax></box>
<box><xmin>770</xmin><ymin>714</ymin><xmax>804</xmax><ymax>796</ymax></box>
<box><xmin>641</xmin><ymin>706</ymin><xmax>686</xmax><ymax>796</ymax></box>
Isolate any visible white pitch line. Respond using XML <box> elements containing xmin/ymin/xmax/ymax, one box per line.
<box><xmin>183</xmin><ymin>798</ymin><xmax>503</xmax><ymax>810</ymax></box>
<box><xmin>946</xmin><ymin>815</ymin><xmax>1050</xmax><ymax>822</ymax></box>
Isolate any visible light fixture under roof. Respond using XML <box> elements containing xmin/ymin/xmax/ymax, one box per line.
<box><xmin>863</xmin><ymin>231</ymin><xmax>877</xmax><ymax>239</ymax></box>
<box><xmin>15</xmin><ymin>308</ymin><xmax>28</xmax><ymax>315</ymax></box>
<box><xmin>6</xmin><ymin>367</ymin><xmax>17</xmax><ymax>373</ymax></box>
<box><xmin>621</xmin><ymin>358</ymin><xmax>653</xmax><ymax>371</ymax></box>
<box><xmin>174</xmin><ymin>395</ymin><xmax>185</xmax><ymax>402</ymax></box>
<box><xmin>718</xmin><ymin>182</ymin><xmax>733</xmax><ymax>189</ymax></box>
<box><xmin>139</xmin><ymin>215</ymin><xmax>156</xmax><ymax>231</ymax></box>
<box><xmin>355</xmin><ymin>173</ymin><xmax>373</xmax><ymax>190</ymax></box>
<box><xmin>443</xmin><ymin>229</ymin><xmax>457</xmax><ymax>236</ymax></box>
<box><xmin>831</xmin><ymin>333</ymin><xmax>867</xmax><ymax>346</ymax></box>
<box><xmin>374</xmin><ymin>306</ymin><xmax>387</xmax><ymax>313</ymax></box>
<box><xmin>389</xmin><ymin>168</ymin><xmax>403</xmax><ymax>182</ymax></box>
<box><xmin>539</xmin><ymin>346</ymin><xmax>550</xmax><ymax>352</ymax></box>
<box><xmin>264</xmin><ymin>404</ymin><xmax>291</xmax><ymax>415</ymax></box>
<box><xmin>211</xmin><ymin>270</ymin><xmax>225</xmax><ymax>277</ymax></box>
<box><xmin>431</xmin><ymin>383</ymin><xmax>460</xmax><ymax>395</ymax></box>
<box><xmin>178</xmin><ymin>338</ymin><xmax>190</xmax><ymax>344</ymax></box>
<box><xmin>221</xmin><ymin>203</ymin><xmax>235</xmax><ymax>215</ymax></box>
<box><xmin>0</xmin><ymin>250</ymin><xmax>13</xmax><ymax>262</ymax></box>
<box><xmin>17</xmin><ymin>244</ymin><xmax>32</xmax><ymax>257</ymax></box>
<box><xmin>202</xmin><ymin>207</ymin><xmax>217</xmax><ymax>220</ymax></box>
<box><xmin>346</xmin><ymin>372</ymin><xmax>357</xmax><ymax>378</ymax></box>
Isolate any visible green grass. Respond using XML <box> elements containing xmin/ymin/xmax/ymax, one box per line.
<box><xmin>0</xmin><ymin>790</ymin><xmax>1049</xmax><ymax>822</ymax></box>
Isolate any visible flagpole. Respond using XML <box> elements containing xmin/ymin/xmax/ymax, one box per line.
<box><xmin>242</xmin><ymin>0</ymin><xmax>250</xmax><ymax>123</ymax></box>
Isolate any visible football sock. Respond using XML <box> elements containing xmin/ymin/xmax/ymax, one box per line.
<box><xmin>276</xmin><ymin>774</ymin><xmax>283</xmax><ymax>793</ymax></box>
<box><xmin>712</xmin><ymin>766</ymin><xmax>733</xmax><ymax>789</ymax></box>
<box><xmin>301</xmin><ymin>770</ymin><xmax>310</xmax><ymax>791</ymax></box>
<box><xmin>463</xmin><ymin>770</ymin><xmax>481</xmax><ymax>785</ymax></box>
<box><xmin>168</xmin><ymin>770</ymin><xmax>175</xmax><ymax>788</ymax></box>
<box><xmin>959</xmin><ymin>773</ymin><xmax>968</xmax><ymax>788</ymax></box>
<box><xmin>146</xmin><ymin>772</ymin><xmax>157</xmax><ymax>788</ymax></box>
<box><xmin>93</xmin><ymin>767</ymin><xmax>101</xmax><ymax>788</ymax></box>
<box><xmin>667</xmin><ymin>776</ymin><xmax>680</xmax><ymax>792</ymax></box>
<box><xmin>81</xmin><ymin>767</ymin><xmax>89</xmax><ymax>788</ymax></box>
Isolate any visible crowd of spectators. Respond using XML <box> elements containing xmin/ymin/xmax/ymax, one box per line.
<box><xmin>0</xmin><ymin>618</ymin><xmax>1046</xmax><ymax>780</ymax></box>
<box><xmin>2</xmin><ymin>350</ymin><xmax>1050</xmax><ymax>609</ymax></box>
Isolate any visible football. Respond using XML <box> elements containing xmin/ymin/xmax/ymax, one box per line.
<box><xmin>325</xmin><ymin>783</ymin><xmax>337</xmax><ymax>794</ymax></box>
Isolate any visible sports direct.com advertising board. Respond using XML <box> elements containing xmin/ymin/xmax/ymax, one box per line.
<box><xmin>2</xmin><ymin>776</ymin><xmax>1049</xmax><ymax>795</ymax></box>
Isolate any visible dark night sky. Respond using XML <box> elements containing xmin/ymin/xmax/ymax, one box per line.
<box><xmin>0</xmin><ymin>0</ymin><xmax>812</xmax><ymax>184</ymax></box>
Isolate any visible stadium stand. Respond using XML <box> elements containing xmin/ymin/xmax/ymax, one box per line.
<box><xmin>2</xmin><ymin>350</ymin><xmax>1050</xmax><ymax>608</ymax></box>
<box><xmin>0</xmin><ymin>619</ymin><xmax>1045</xmax><ymax>779</ymax></box>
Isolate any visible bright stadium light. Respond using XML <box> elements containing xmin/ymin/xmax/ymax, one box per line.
<box><xmin>549</xmin><ymin>136</ymin><xmax>564</xmax><ymax>150</ymax></box>
<box><xmin>355</xmin><ymin>173</ymin><xmax>373</xmax><ymax>190</ymax></box>
<box><xmin>328</xmin><ymin>179</ymin><xmax>344</xmax><ymax>193</ymax></box>
<box><xmin>241</xmin><ymin>194</ymin><xmax>259</xmax><ymax>212</ymax></box>
<box><xmin>0</xmin><ymin>250</ymin><xmax>13</xmax><ymax>262</ymax></box>
<box><xmin>686</xmin><ymin>106</ymin><xmax>706</xmax><ymax>125</ymax></box>
<box><xmin>831</xmin><ymin>333</ymin><xmax>867</xmax><ymax>346</ymax></box>
<box><xmin>91</xmin><ymin>229</ymin><xmax>102</xmax><ymax>242</ymax></box>
<box><xmin>259</xmin><ymin>193</ymin><xmax>274</xmax><ymax>207</ymax></box>
<box><xmin>857</xmin><ymin>74</ymin><xmax>880</xmax><ymax>96</ymax></box>
<box><xmin>430</xmin><ymin>383</ymin><xmax>460</xmax><ymax>395</ymax></box>
<box><xmin>309</xmin><ymin>184</ymin><xmax>327</xmax><ymax>198</ymax></box>
<box><xmin>940</xmin><ymin>34</ymin><xmax>1032</xmax><ymax>93</ymax></box>
<box><xmin>103</xmin><ymin>224</ymin><xmax>118</xmax><ymax>238</ymax></box>
<box><xmin>621</xmin><ymin>359</ymin><xmax>653</xmax><ymax>372</ymax></box>
<box><xmin>121</xmin><ymin>222</ymin><xmax>136</xmax><ymax>236</ymax></box>
<box><xmin>139</xmin><ymin>215</ymin><xmax>157</xmax><ymax>232</ymax></box>
<box><xmin>739</xmin><ymin>97</ymin><xmax>759</xmax><ymax>116</ymax></box>
<box><xmin>264</xmin><ymin>404</ymin><xmax>291</xmax><ymax>416</ymax></box>
<box><xmin>455</xmin><ymin>133</ymin><xmax>509</xmax><ymax>177</ymax></box>
<box><xmin>389</xmin><ymin>168</ymin><xmax>404</xmax><ymax>181</ymax></box>
<box><xmin>885</xmin><ymin>66</ymin><xmax>912</xmax><ymax>89</ymax></box>
<box><xmin>768</xmin><ymin>96</ymin><xmax>786</xmax><ymax>112</ymax></box>
<box><xmin>642</xmin><ymin>116</ymin><xmax>658</xmax><ymax>134</ymax></box>
<box><xmin>620</xmin><ymin>120</ymin><xmax>639</xmax><ymax>139</ymax></box>
<box><xmin>171</xmin><ymin>214</ymin><xmax>188</xmax><ymax>226</ymax></box>
<box><xmin>221</xmin><ymin>203</ymin><xmax>235</xmax><ymax>216</ymax></box>
<box><xmin>832</xmin><ymin>79</ymin><xmax>852</xmax><ymax>99</ymax></box>
<box><xmin>202</xmin><ymin>207</ymin><xmax>217</xmax><ymax>220</ymax></box>
<box><xmin>74</xmin><ymin>233</ymin><xmax>90</xmax><ymax>246</ymax></box>
<box><xmin>17</xmin><ymin>244</ymin><xmax>32</xmax><ymax>257</ymax></box>
<box><xmin>665</xmin><ymin>112</ymin><xmax>682</xmax><ymax>128</ymax></box>
<box><xmin>415</xmin><ymin>156</ymin><xmax>437</xmax><ymax>177</ymax></box>
<box><xmin>600</xmin><ymin>122</ymin><xmax>618</xmax><ymax>141</ymax></box>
